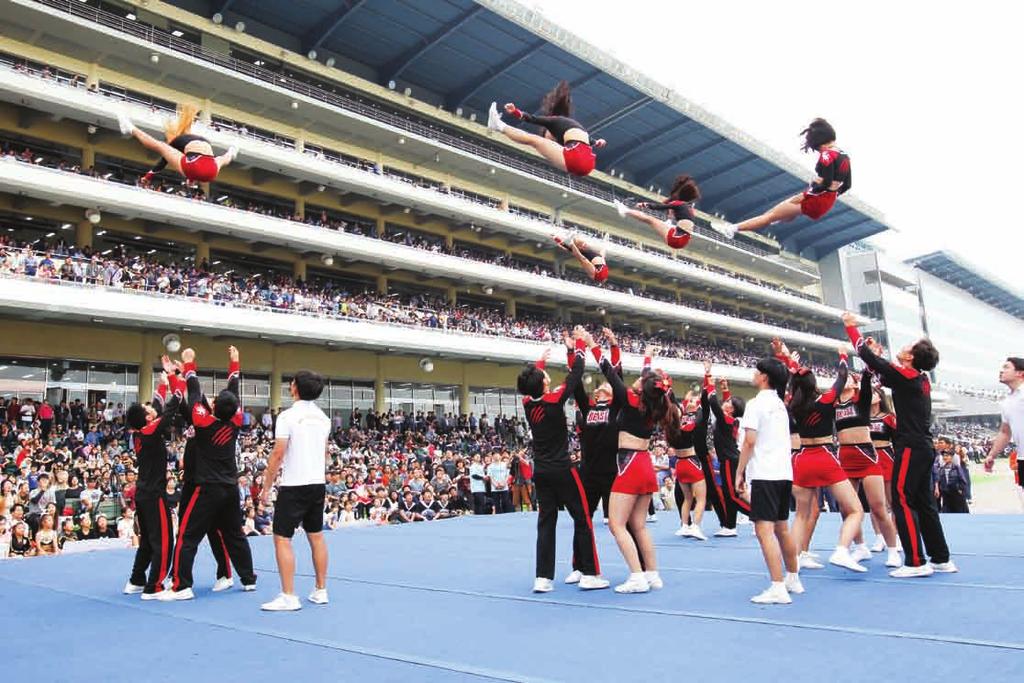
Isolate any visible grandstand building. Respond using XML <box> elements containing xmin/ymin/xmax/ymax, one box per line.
<box><xmin>0</xmin><ymin>0</ymin><xmax>892</xmax><ymax>421</ymax></box>
<box><xmin>821</xmin><ymin>246</ymin><xmax>1024</xmax><ymax>418</ymax></box>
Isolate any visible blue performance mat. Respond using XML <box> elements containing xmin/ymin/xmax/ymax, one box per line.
<box><xmin>2</xmin><ymin>513</ymin><xmax>1023</xmax><ymax>682</ymax></box>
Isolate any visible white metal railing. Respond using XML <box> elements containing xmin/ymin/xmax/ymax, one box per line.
<box><xmin>0</xmin><ymin>274</ymin><xmax>776</xmax><ymax>382</ymax></box>
<box><xmin>0</xmin><ymin>158</ymin><xmax>850</xmax><ymax>350</ymax></box>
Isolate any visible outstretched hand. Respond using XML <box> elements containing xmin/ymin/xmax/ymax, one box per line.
<box><xmin>160</xmin><ymin>355</ymin><xmax>176</xmax><ymax>374</ymax></box>
<box><xmin>703</xmin><ymin>359</ymin><xmax>712</xmax><ymax>375</ymax></box>
<box><xmin>601</xmin><ymin>326</ymin><xmax>617</xmax><ymax>346</ymax></box>
<box><xmin>503</xmin><ymin>103</ymin><xmax>517</xmax><ymax>114</ymax></box>
<box><xmin>841</xmin><ymin>311</ymin><xmax>858</xmax><ymax>327</ymax></box>
<box><xmin>228</xmin><ymin>345</ymin><xmax>239</xmax><ymax>363</ymax></box>
<box><xmin>181</xmin><ymin>347</ymin><xmax>195</xmax><ymax>364</ymax></box>
<box><xmin>540</xmin><ymin>347</ymin><xmax>552</xmax><ymax>363</ymax></box>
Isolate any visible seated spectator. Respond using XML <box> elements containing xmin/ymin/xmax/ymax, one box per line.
<box><xmin>8</xmin><ymin>521</ymin><xmax>34</xmax><ymax>557</ymax></box>
<box><xmin>76</xmin><ymin>514</ymin><xmax>96</xmax><ymax>540</ymax></box>
<box><xmin>94</xmin><ymin>513</ymin><xmax>117</xmax><ymax>539</ymax></box>
<box><xmin>34</xmin><ymin>513</ymin><xmax>58</xmax><ymax>555</ymax></box>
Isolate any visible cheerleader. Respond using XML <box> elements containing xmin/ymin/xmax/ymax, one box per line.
<box><xmin>615</xmin><ymin>174</ymin><xmax>699</xmax><ymax>250</ymax></box>
<box><xmin>868</xmin><ymin>386</ymin><xmax>899</xmax><ymax>552</ymax></box>
<box><xmin>591</xmin><ymin>344</ymin><xmax>668</xmax><ymax>593</ymax></box>
<box><xmin>552</xmin><ymin>232</ymin><xmax>610</xmax><ymax>283</ymax></box>
<box><xmin>778</xmin><ymin>346</ymin><xmax>867</xmax><ymax>572</ymax></box>
<box><xmin>710</xmin><ymin>119</ymin><xmax>851</xmax><ymax>238</ymax></box>
<box><xmin>665</xmin><ymin>390</ymin><xmax>707</xmax><ymax>540</ymax></box>
<box><xmin>117</xmin><ymin>103</ymin><xmax>237</xmax><ymax>184</ymax></box>
<box><xmin>836</xmin><ymin>371</ymin><xmax>902</xmax><ymax>567</ymax></box>
<box><xmin>705</xmin><ymin>370</ymin><xmax>749</xmax><ymax>536</ymax></box>
<box><xmin>487</xmin><ymin>80</ymin><xmax>606</xmax><ymax>177</ymax></box>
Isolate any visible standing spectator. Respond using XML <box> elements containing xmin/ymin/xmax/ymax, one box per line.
<box><xmin>934</xmin><ymin>452</ymin><xmax>970</xmax><ymax>513</ymax></box>
<box><xmin>985</xmin><ymin>357</ymin><xmax>1024</xmax><ymax>489</ymax></box>
<box><xmin>38</xmin><ymin>400</ymin><xmax>54</xmax><ymax>441</ymax></box>
<box><xmin>19</xmin><ymin>398</ymin><xmax>36</xmax><ymax>428</ymax></box>
<box><xmin>469</xmin><ymin>454</ymin><xmax>488</xmax><ymax>514</ymax></box>
<box><xmin>487</xmin><ymin>453</ymin><xmax>512</xmax><ymax>514</ymax></box>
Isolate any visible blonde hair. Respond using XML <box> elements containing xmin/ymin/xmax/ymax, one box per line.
<box><xmin>163</xmin><ymin>102</ymin><xmax>201</xmax><ymax>142</ymax></box>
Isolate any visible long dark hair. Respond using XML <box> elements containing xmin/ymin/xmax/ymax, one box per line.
<box><xmin>517</xmin><ymin>364</ymin><xmax>545</xmax><ymax>398</ymax></box>
<box><xmin>639</xmin><ymin>375</ymin><xmax>670</xmax><ymax>426</ymax></box>
<box><xmin>873</xmin><ymin>386</ymin><xmax>893</xmax><ymax>415</ymax></box>
<box><xmin>801</xmin><ymin>118</ymin><xmax>836</xmax><ymax>152</ymax></box>
<box><xmin>788</xmin><ymin>370</ymin><xmax>819</xmax><ymax>423</ymax></box>
<box><xmin>541</xmin><ymin>80</ymin><xmax>573</xmax><ymax>117</ymax></box>
<box><xmin>661</xmin><ymin>402</ymin><xmax>682</xmax><ymax>445</ymax></box>
<box><xmin>669</xmin><ymin>174</ymin><xmax>700</xmax><ymax>202</ymax></box>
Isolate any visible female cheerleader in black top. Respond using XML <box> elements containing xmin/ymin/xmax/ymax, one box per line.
<box><xmin>117</xmin><ymin>103</ymin><xmax>237</xmax><ymax>184</ymax></box>
<box><xmin>488</xmin><ymin>81</ymin><xmax>606</xmax><ymax>177</ymax></box>
<box><xmin>592</xmin><ymin>344</ymin><xmax>668</xmax><ymax>593</ymax></box>
<box><xmin>836</xmin><ymin>371</ymin><xmax>902</xmax><ymax>567</ymax></box>
<box><xmin>552</xmin><ymin>232</ymin><xmax>610</xmax><ymax>283</ymax></box>
<box><xmin>616</xmin><ymin>174</ymin><xmax>699</xmax><ymax>250</ymax></box>
<box><xmin>711</xmin><ymin>119</ymin><xmax>851</xmax><ymax>238</ymax></box>
<box><xmin>778</xmin><ymin>346</ymin><xmax>866</xmax><ymax>572</ymax></box>
<box><xmin>665</xmin><ymin>389</ymin><xmax>708</xmax><ymax>540</ymax></box>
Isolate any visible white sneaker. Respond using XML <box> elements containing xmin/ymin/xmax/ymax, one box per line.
<box><xmin>714</xmin><ymin>528</ymin><xmax>738</xmax><ymax>537</ymax></box>
<box><xmin>578</xmin><ymin>575</ymin><xmax>610</xmax><ymax>590</ymax></box>
<box><xmin>737</xmin><ymin>513</ymin><xmax>752</xmax><ymax>526</ymax></box>
<box><xmin>211</xmin><ymin>577</ymin><xmax>234</xmax><ymax>593</ymax></box>
<box><xmin>157</xmin><ymin>588</ymin><xmax>194</xmax><ymax>601</ymax></box>
<box><xmin>487</xmin><ymin>102</ymin><xmax>506</xmax><ymax>132</ymax></box>
<box><xmin>709</xmin><ymin>218</ymin><xmax>737</xmax><ymax>239</ymax></box>
<box><xmin>644</xmin><ymin>571</ymin><xmax>663</xmax><ymax>590</ymax></box>
<box><xmin>116</xmin><ymin>111</ymin><xmax>135</xmax><ymax>136</ymax></box>
<box><xmin>829</xmin><ymin>547</ymin><xmax>868</xmax><ymax>573</ymax></box>
<box><xmin>532</xmin><ymin>577</ymin><xmax>554</xmax><ymax>593</ymax></box>
<box><xmin>805</xmin><ymin>550</ymin><xmax>822</xmax><ymax>560</ymax></box>
<box><xmin>564</xmin><ymin>569</ymin><xmax>582</xmax><ymax>585</ymax></box>
<box><xmin>889</xmin><ymin>564</ymin><xmax>934</xmax><ymax>579</ymax></box>
<box><xmin>690</xmin><ymin>526</ymin><xmax>707</xmax><ymax>541</ymax></box>
<box><xmin>750</xmin><ymin>584</ymin><xmax>791</xmax><ymax>605</ymax></box>
<box><xmin>261</xmin><ymin>593</ymin><xmax>301</xmax><ymax>611</ymax></box>
<box><xmin>870</xmin><ymin>537</ymin><xmax>887</xmax><ymax>553</ymax></box>
<box><xmin>123</xmin><ymin>581</ymin><xmax>145</xmax><ymax>595</ymax></box>
<box><xmin>674</xmin><ymin>524</ymin><xmax>693</xmax><ymax>537</ymax></box>
<box><xmin>242</xmin><ymin>583</ymin><xmax>257</xmax><ymax>592</ymax></box>
<box><xmin>799</xmin><ymin>551</ymin><xmax>825</xmax><ymax>570</ymax></box>
<box><xmin>885</xmin><ymin>549</ymin><xmax>903</xmax><ymax>568</ymax></box>
<box><xmin>784</xmin><ymin>573</ymin><xmax>805</xmax><ymax>595</ymax></box>
<box><xmin>614</xmin><ymin>573</ymin><xmax>650</xmax><ymax>594</ymax></box>
<box><xmin>930</xmin><ymin>561</ymin><xmax>959</xmax><ymax>573</ymax></box>
<box><xmin>851</xmin><ymin>544</ymin><xmax>873</xmax><ymax>562</ymax></box>
<box><xmin>140</xmin><ymin>591</ymin><xmax>164</xmax><ymax>601</ymax></box>
<box><xmin>646</xmin><ymin>513</ymin><xmax>658</xmax><ymax>523</ymax></box>
<box><xmin>223</xmin><ymin>145</ymin><xmax>239</xmax><ymax>163</ymax></box>
<box><xmin>613</xmin><ymin>200</ymin><xmax>629</xmax><ymax>218</ymax></box>
<box><xmin>308</xmin><ymin>588</ymin><xmax>329</xmax><ymax>604</ymax></box>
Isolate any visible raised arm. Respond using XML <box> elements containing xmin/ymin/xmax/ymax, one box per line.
<box><xmin>225</xmin><ymin>345</ymin><xmax>240</xmax><ymax>398</ymax></box>
<box><xmin>842</xmin><ymin>312</ymin><xmax>904</xmax><ymax>385</ymax></box>
<box><xmin>856</xmin><ymin>370</ymin><xmax>873</xmax><ymax>417</ymax></box>
<box><xmin>602</xmin><ymin>327</ymin><xmax>623</xmax><ymax>378</ymax></box>
<box><xmin>819</xmin><ymin>352</ymin><xmax>849</xmax><ymax>405</ymax></box>
<box><xmin>181</xmin><ymin>347</ymin><xmax>202</xmax><ymax>422</ymax></box>
<box><xmin>558</xmin><ymin>337</ymin><xmax>587</xmax><ymax>406</ymax></box>
<box><xmin>592</xmin><ymin>344</ymin><xmax>628</xmax><ymax>407</ymax></box>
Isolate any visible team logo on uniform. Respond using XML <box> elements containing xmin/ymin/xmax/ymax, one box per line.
<box><xmin>211</xmin><ymin>425</ymin><xmax>234</xmax><ymax>446</ymax></box>
<box><xmin>529</xmin><ymin>406</ymin><xmax>545</xmax><ymax>425</ymax></box>
<box><xmin>586</xmin><ymin>409</ymin><xmax>609</xmax><ymax>425</ymax></box>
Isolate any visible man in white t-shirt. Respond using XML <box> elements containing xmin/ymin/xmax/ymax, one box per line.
<box><xmin>260</xmin><ymin>370</ymin><xmax>331</xmax><ymax>612</ymax></box>
<box><xmin>735</xmin><ymin>357</ymin><xmax>801</xmax><ymax>605</ymax></box>
<box><xmin>986</xmin><ymin>357</ymin><xmax>1024</xmax><ymax>489</ymax></box>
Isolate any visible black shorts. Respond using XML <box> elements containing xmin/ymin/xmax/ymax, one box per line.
<box><xmin>272</xmin><ymin>484</ymin><xmax>326</xmax><ymax>538</ymax></box>
<box><xmin>1018</xmin><ymin>461</ymin><xmax>1024</xmax><ymax>490</ymax></box>
<box><xmin>750</xmin><ymin>480</ymin><xmax>792</xmax><ymax>522</ymax></box>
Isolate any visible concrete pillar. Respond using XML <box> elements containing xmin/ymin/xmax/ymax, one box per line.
<box><xmin>75</xmin><ymin>221</ymin><xmax>93</xmax><ymax>250</ymax></box>
<box><xmin>270</xmin><ymin>346</ymin><xmax>282</xmax><ymax>412</ymax></box>
<box><xmin>445</xmin><ymin>233</ymin><xmax>454</xmax><ymax>250</ymax></box>
<box><xmin>375</xmin><ymin>216</ymin><xmax>386</xmax><ymax>239</ymax></box>
<box><xmin>294</xmin><ymin>129</ymin><xmax>305</xmax><ymax>153</ymax></box>
<box><xmin>138</xmin><ymin>338</ymin><xmax>154</xmax><ymax>404</ymax></box>
<box><xmin>376</xmin><ymin>274</ymin><xmax>388</xmax><ymax>295</ymax></box>
<box><xmin>293</xmin><ymin>260</ymin><xmax>307</xmax><ymax>282</ymax></box>
<box><xmin>294</xmin><ymin>196</ymin><xmax>305</xmax><ymax>220</ymax></box>
<box><xmin>199</xmin><ymin>98</ymin><xmax>213</xmax><ymax>125</ymax></box>
<box><xmin>374</xmin><ymin>355</ymin><xmax>386</xmax><ymax>414</ymax></box>
<box><xmin>500</xmin><ymin>194</ymin><xmax>509</xmax><ymax>212</ymax></box>
<box><xmin>505</xmin><ymin>297</ymin><xmax>516</xmax><ymax>318</ymax></box>
<box><xmin>82</xmin><ymin>146</ymin><xmax>95</xmax><ymax>171</ymax></box>
<box><xmin>85</xmin><ymin>63</ymin><xmax>100</xmax><ymax>90</ymax></box>
<box><xmin>447</xmin><ymin>286</ymin><xmax>457</xmax><ymax>306</ymax></box>
<box><xmin>195</xmin><ymin>241</ymin><xmax>210</xmax><ymax>268</ymax></box>
<box><xmin>459</xmin><ymin>366</ymin><xmax>470</xmax><ymax>417</ymax></box>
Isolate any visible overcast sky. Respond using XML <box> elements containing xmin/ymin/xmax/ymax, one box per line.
<box><xmin>533</xmin><ymin>0</ymin><xmax>1021</xmax><ymax>281</ymax></box>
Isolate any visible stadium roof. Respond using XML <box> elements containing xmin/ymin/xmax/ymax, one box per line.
<box><xmin>164</xmin><ymin>0</ymin><xmax>890</xmax><ymax>259</ymax></box>
<box><xmin>908</xmin><ymin>251</ymin><xmax>1024</xmax><ymax>320</ymax></box>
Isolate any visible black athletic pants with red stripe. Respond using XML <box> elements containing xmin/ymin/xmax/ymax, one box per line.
<box><xmin>179</xmin><ymin>481</ymin><xmax>231</xmax><ymax>580</ymax></box>
<box><xmin>173</xmin><ymin>483</ymin><xmax>256</xmax><ymax>591</ymax></box>
<box><xmin>130</xmin><ymin>493</ymin><xmax>174</xmax><ymax>593</ymax></box>
<box><xmin>700</xmin><ymin>453</ymin><xmax>727</xmax><ymax>527</ymax></box>
<box><xmin>892</xmin><ymin>445</ymin><xmax>950</xmax><ymax>567</ymax></box>
<box><xmin>536</xmin><ymin>467</ymin><xmax>599</xmax><ymax>579</ymax></box>
<box><xmin>720</xmin><ymin>459</ymin><xmax>751</xmax><ymax>529</ymax></box>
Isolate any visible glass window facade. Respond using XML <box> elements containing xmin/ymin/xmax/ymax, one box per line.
<box><xmin>382</xmin><ymin>382</ymin><xmax>459</xmax><ymax>417</ymax></box>
<box><xmin>280</xmin><ymin>377</ymin><xmax>376</xmax><ymax>424</ymax></box>
<box><xmin>0</xmin><ymin>356</ymin><xmax>138</xmax><ymax>406</ymax></box>
<box><xmin>469</xmin><ymin>387</ymin><xmax>523</xmax><ymax>418</ymax></box>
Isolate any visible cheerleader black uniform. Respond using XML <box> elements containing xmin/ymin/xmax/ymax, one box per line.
<box><xmin>705</xmin><ymin>376</ymin><xmax>750</xmax><ymax>527</ymax></box>
<box><xmin>835</xmin><ymin>371</ymin><xmax>883</xmax><ymax>479</ymax></box>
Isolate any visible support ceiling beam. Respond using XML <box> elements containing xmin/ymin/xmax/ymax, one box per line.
<box><xmin>301</xmin><ymin>0</ymin><xmax>369</xmax><ymax>54</ymax></box>
<box><xmin>446</xmin><ymin>40</ymin><xmax>546</xmax><ymax>110</ymax></box>
<box><xmin>383</xmin><ymin>6</ymin><xmax>485</xmax><ymax>84</ymax></box>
